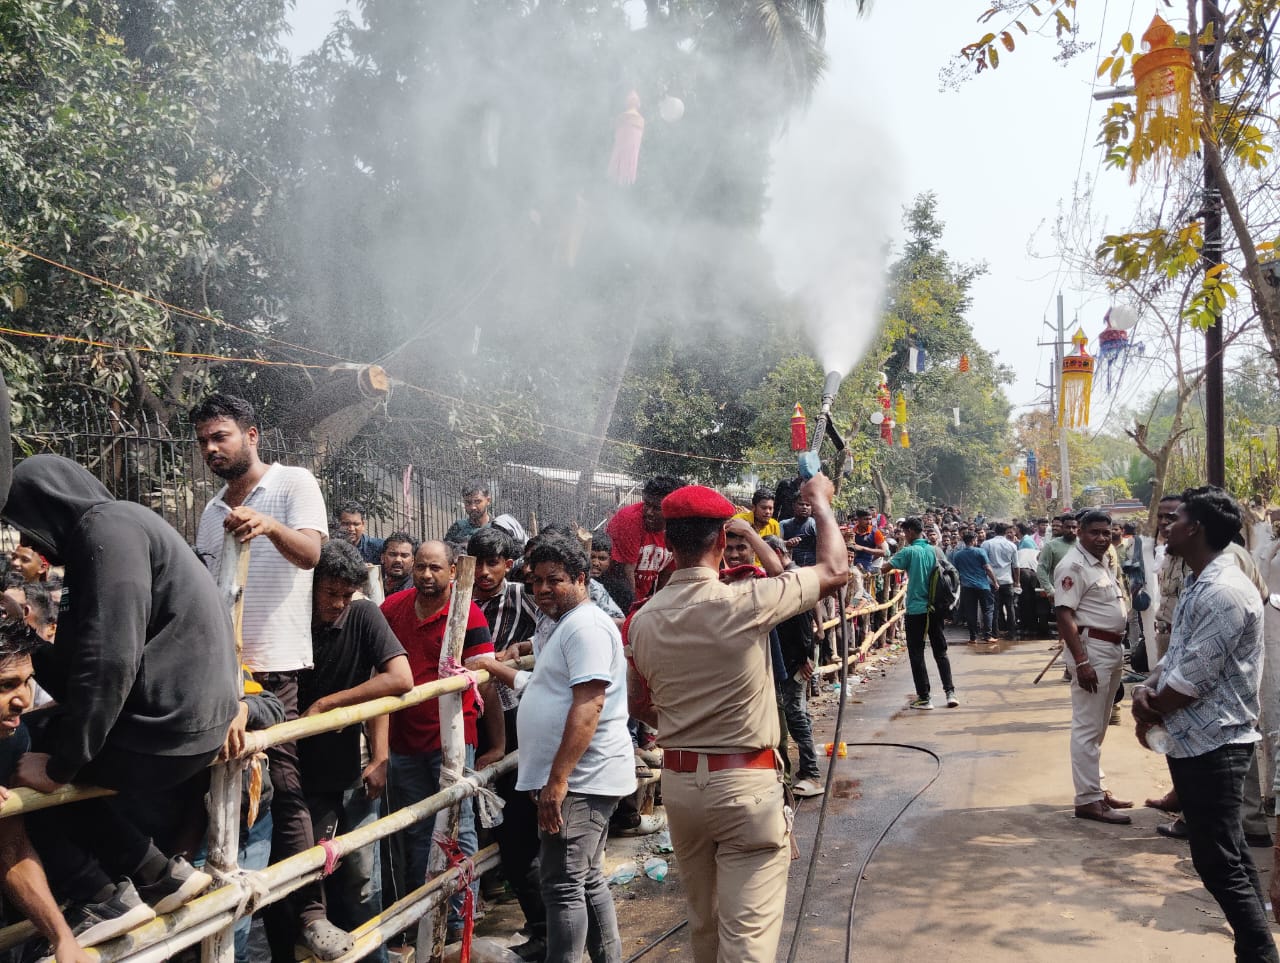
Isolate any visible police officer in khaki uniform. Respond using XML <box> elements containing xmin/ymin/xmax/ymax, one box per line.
<box><xmin>628</xmin><ymin>475</ymin><xmax>847</xmax><ymax>963</ymax></box>
<box><xmin>1055</xmin><ymin>509</ymin><xmax>1133</xmax><ymax>824</ymax></box>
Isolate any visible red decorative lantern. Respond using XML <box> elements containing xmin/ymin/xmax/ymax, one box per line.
<box><xmin>958</xmin><ymin>353</ymin><xmax>970</xmax><ymax>373</ymax></box>
<box><xmin>607</xmin><ymin>91</ymin><xmax>645</xmax><ymax>186</ymax></box>
<box><xmin>790</xmin><ymin>403</ymin><xmax>808</xmax><ymax>451</ymax></box>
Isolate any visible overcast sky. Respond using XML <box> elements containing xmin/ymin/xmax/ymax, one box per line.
<box><xmin>284</xmin><ymin>0</ymin><xmax>1153</xmax><ymax>426</ymax></box>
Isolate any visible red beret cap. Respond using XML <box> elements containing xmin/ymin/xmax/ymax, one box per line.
<box><xmin>662</xmin><ymin>485</ymin><xmax>736</xmax><ymax>521</ymax></box>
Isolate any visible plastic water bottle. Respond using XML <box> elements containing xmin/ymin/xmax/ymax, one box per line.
<box><xmin>608</xmin><ymin>861</ymin><xmax>638</xmax><ymax>885</ymax></box>
<box><xmin>643</xmin><ymin>856</ymin><xmax>668</xmax><ymax>881</ymax></box>
<box><xmin>1145</xmin><ymin>725</ymin><xmax>1173</xmax><ymax>754</ymax></box>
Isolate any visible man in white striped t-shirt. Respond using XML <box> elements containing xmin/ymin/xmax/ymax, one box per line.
<box><xmin>191</xmin><ymin>393</ymin><xmax>352</xmax><ymax>961</ymax></box>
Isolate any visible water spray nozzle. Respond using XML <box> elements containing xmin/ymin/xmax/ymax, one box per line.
<box><xmin>798</xmin><ymin>370</ymin><xmax>846</xmax><ymax>479</ymax></box>
<box><xmin>820</xmin><ymin>370</ymin><xmax>842</xmax><ymax>414</ymax></box>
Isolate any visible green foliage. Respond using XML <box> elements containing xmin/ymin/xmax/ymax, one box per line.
<box><xmin>0</xmin><ymin>0</ymin><xmax>295</xmax><ymax>426</ymax></box>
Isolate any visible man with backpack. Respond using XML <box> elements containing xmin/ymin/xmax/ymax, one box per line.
<box><xmin>882</xmin><ymin>517</ymin><xmax>959</xmax><ymax>710</ymax></box>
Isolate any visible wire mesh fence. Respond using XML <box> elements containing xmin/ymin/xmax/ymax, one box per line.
<box><xmin>20</xmin><ymin>403</ymin><xmax>638</xmax><ymax>545</ymax></box>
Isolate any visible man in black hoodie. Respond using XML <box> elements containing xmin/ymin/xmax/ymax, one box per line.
<box><xmin>0</xmin><ymin>454</ymin><xmax>240</xmax><ymax>927</ymax></box>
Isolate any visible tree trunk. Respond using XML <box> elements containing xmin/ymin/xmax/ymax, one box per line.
<box><xmin>871</xmin><ymin>465</ymin><xmax>893</xmax><ymax>517</ymax></box>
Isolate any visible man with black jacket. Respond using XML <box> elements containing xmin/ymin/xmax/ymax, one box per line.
<box><xmin>0</xmin><ymin>454</ymin><xmax>240</xmax><ymax>933</ymax></box>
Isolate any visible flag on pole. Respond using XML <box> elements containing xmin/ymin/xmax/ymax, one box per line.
<box><xmin>907</xmin><ymin>345</ymin><xmax>927</xmax><ymax>373</ymax></box>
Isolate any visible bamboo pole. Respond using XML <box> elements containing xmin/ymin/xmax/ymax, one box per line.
<box><xmin>44</xmin><ymin>757</ymin><xmax>518</xmax><ymax>963</ymax></box>
<box><xmin>419</xmin><ymin>556</ymin><xmax>476</xmax><ymax>962</ymax></box>
<box><xmin>203</xmin><ymin>536</ymin><xmax>249</xmax><ymax>963</ymax></box>
<box><xmin>296</xmin><ymin>846</ymin><xmax>501</xmax><ymax>963</ymax></box>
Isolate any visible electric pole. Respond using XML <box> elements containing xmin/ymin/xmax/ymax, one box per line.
<box><xmin>1058</xmin><ymin>293</ymin><xmax>1072</xmax><ymax>511</ymax></box>
<box><xmin>1202</xmin><ymin>0</ymin><xmax>1226</xmax><ymax>487</ymax></box>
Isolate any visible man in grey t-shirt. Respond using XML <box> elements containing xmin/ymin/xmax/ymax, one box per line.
<box><xmin>468</xmin><ymin>532</ymin><xmax>635</xmax><ymax>963</ymax></box>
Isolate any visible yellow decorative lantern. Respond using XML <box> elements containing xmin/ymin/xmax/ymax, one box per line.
<box><xmin>1130</xmin><ymin>14</ymin><xmax>1198</xmax><ymax>183</ymax></box>
<box><xmin>900</xmin><ymin>429</ymin><xmax>910</xmax><ymax>449</ymax></box>
<box><xmin>1002</xmin><ymin>465</ymin><xmax>1012</xmax><ymax>477</ymax></box>
<box><xmin>1059</xmin><ymin>328</ymin><xmax>1095</xmax><ymax>428</ymax></box>
<box><xmin>894</xmin><ymin>393</ymin><xmax>908</xmax><ymax>426</ymax></box>
<box><xmin>1018</xmin><ymin>470</ymin><xmax>1030</xmax><ymax>495</ymax></box>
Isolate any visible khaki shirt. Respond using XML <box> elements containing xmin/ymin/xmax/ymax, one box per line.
<box><xmin>629</xmin><ymin>565</ymin><xmax>821</xmax><ymax>753</ymax></box>
<box><xmin>1054</xmin><ymin>542</ymin><xmax>1128</xmax><ymax>634</ymax></box>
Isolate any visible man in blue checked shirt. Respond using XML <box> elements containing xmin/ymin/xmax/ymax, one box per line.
<box><xmin>1132</xmin><ymin>486</ymin><xmax>1278</xmax><ymax>963</ymax></box>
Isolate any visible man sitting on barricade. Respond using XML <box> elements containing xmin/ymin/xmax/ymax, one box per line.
<box><xmin>1</xmin><ymin>454</ymin><xmax>240</xmax><ymax>943</ymax></box>
<box><xmin>0</xmin><ymin>620</ymin><xmax>91</xmax><ymax>963</ymax></box>
<box><xmin>299</xmin><ymin>541</ymin><xmax>413</xmax><ymax>960</ymax></box>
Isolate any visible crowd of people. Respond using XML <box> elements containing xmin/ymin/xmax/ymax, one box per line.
<box><xmin>0</xmin><ymin>384</ymin><xmax>1274</xmax><ymax>962</ymax></box>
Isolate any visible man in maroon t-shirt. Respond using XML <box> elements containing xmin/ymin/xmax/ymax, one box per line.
<box><xmin>606</xmin><ymin>476</ymin><xmax>683</xmax><ymax>602</ymax></box>
<box><xmin>380</xmin><ymin>540</ymin><xmax>503</xmax><ymax>940</ymax></box>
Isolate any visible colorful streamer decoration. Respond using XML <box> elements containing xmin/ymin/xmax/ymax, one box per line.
<box><xmin>1130</xmin><ymin>14</ymin><xmax>1198</xmax><ymax>183</ymax></box>
<box><xmin>1059</xmin><ymin>328</ymin><xmax>1094</xmax><ymax>429</ymax></box>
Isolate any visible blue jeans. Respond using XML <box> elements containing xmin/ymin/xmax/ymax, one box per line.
<box><xmin>540</xmin><ymin>793</ymin><xmax>623</xmax><ymax>963</ymax></box>
<box><xmin>232</xmin><ymin>813</ymin><xmax>273</xmax><ymax>963</ymax></box>
<box><xmin>780</xmin><ymin>677</ymin><xmax>819</xmax><ymax>781</ymax></box>
<box><xmin>307</xmin><ymin>785</ymin><xmax>387</xmax><ymax>963</ymax></box>
<box><xmin>1169</xmin><ymin>744</ymin><xmax>1280</xmax><ymax>963</ymax></box>
<box><xmin>388</xmin><ymin>747</ymin><xmax>476</xmax><ymax>930</ymax></box>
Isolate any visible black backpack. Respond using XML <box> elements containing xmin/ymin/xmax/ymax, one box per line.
<box><xmin>929</xmin><ymin>564</ymin><xmax>956</xmax><ymax>614</ymax></box>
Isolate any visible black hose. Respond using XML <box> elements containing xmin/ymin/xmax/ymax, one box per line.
<box><xmin>841</xmin><ymin>742</ymin><xmax>942</xmax><ymax>961</ymax></box>
<box><xmin>784</xmin><ymin>584</ymin><xmax>852</xmax><ymax>963</ymax></box>
<box><xmin>622</xmin><ymin>919</ymin><xmax>688</xmax><ymax>963</ymax></box>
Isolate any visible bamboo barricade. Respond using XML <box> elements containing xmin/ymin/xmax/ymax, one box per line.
<box><xmin>815</xmin><ymin>578</ymin><xmax>909</xmax><ymax>676</ymax></box>
<box><xmin>0</xmin><ymin>539</ymin><xmax>509</xmax><ymax>963</ymax></box>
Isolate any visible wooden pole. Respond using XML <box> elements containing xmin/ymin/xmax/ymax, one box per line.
<box><xmin>202</xmin><ymin>536</ymin><xmax>248</xmax><ymax>963</ymax></box>
<box><xmin>418</xmin><ymin>555</ymin><xmax>477</xmax><ymax>962</ymax></box>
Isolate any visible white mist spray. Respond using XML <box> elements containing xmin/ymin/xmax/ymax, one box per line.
<box><xmin>761</xmin><ymin>100</ymin><xmax>901</xmax><ymax>377</ymax></box>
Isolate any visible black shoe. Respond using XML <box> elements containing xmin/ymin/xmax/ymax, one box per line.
<box><xmin>1156</xmin><ymin>818</ymin><xmax>1189</xmax><ymax>840</ymax></box>
<box><xmin>66</xmin><ymin>880</ymin><xmax>157</xmax><ymax>947</ymax></box>
<box><xmin>511</xmin><ymin>936</ymin><xmax>548</xmax><ymax>962</ymax></box>
<box><xmin>135</xmin><ymin>856</ymin><xmax>212</xmax><ymax>914</ymax></box>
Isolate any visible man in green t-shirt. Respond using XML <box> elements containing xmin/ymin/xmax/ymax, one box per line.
<box><xmin>883</xmin><ymin>516</ymin><xmax>958</xmax><ymax>710</ymax></box>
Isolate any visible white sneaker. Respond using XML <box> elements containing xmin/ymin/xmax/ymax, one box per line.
<box><xmin>792</xmin><ymin>778</ymin><xmax>825</xmax><ymax>798</ymax></box>
<box><xmin>945</xmin><ymin>690</ymin><xmax>960</xmax><ymax>708</ymax></box>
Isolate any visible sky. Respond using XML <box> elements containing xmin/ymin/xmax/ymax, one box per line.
<box><xmin>282</xmin><ymin>0</ymin><xmax>1155</xmax><ymax>428</ymax></box>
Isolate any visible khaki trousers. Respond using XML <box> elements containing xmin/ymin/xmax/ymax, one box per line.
<box><xmin>663</xmin><ymin>762</ymin><xmax>790</xmax><ymax>963</ymax></box>
<box><xmin>1069</xmin><ymin>635</ymin><xmax>1125</xmax><ymax>806</ymax></box>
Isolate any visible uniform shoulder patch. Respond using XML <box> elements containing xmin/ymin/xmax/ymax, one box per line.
<box><xmin>1060</xmin><ymin>576</ymin><xmax>1074</xmax><ymax>590</ymax></box>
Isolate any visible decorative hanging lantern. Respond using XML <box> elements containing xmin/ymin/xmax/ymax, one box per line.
<box><xmin>952</xmin><ymin>406</ymin><xmax>960</xmax><ymax>427</ymax></box>
<box><xmin>1059</xmin><ymin>328</ymin><xmax>1095</xmax><ymax>429</ymax></box>
<box><xmin>894</xmin><ymin>393</ymin><xmax>908</xmax><ymax>426</ymax></box>
<box><xmin>870</xmin><ymin>411</ymin><xmax>885</xmax><ymax>425</ymax></box>
<box><xmin>1002</xmin><ymin>465</ymin><xmax>1012</xmax><ymax>477</ymax></box>
<box><xmin>1018</xmin><ymin>469</ymin><xmax>1030</xmax><ymax>495</ymax></box>
<box><xmin>607</xmin><ymin>91</ymin><xmax>645</xmax><ymax>186</ymax></box>
<box><xmin>881</xmin><ymin>417</ymin><xmax>894</xmax><ymax>445</ymax></box>
<box><xmin>1026</xmin><ymin>450</ymin><xmax>1038</xmax><ymax>481</ymax></box>
<box><xmin>659</xmin><ymin>96</ymin><xmax>685</xmax><ymax>122</ymax></box>
<box><xmin>790</xmin><ymin>403</ymin><xmax>808</xmax><ymax>451</ymax></box>
<box><xmin>907</xmin><ymin>344</ymin><xmax>926</xmax><ymax>373</ymax></box>
<box><xmin>958</xmin><ymin>353</ymin><xmax>970</xmax><ymax>373</ymax></box>
<box><xmin>1130</xmin><ymin>14</ymin><xmax>1198</xmax><ymax>184</ymax></box>
<box><xmin>900</xmin><ymin>428</ymin><xmax>911</xmax><ymax>449</ymax></box>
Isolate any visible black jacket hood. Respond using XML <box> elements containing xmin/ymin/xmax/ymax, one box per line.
<box><xmin>2</xmin><ymin>454</ymin><xmax>113</xmax><ymax>562</ymax></box>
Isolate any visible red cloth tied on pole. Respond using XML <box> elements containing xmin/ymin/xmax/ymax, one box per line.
<box><xmin>435</xmin><ymin>834</ymin><xmax>476</xmax><ymax>963</ymax></box>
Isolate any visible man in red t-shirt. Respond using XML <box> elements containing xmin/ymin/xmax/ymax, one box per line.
<box><xmin>380</xmin><ymin>540</ymin><xmax>503</xmax><ymax>941</ymax></box>
<box><xmin>606</xmin><ymin>476</ymin><xmax>683</xmax><ymax>602</ymax></box>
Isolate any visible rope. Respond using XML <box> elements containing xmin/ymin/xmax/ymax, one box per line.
<box><xmin>438</xmin><ymin>656</ymin><xmax>484</xmax><ymax>717</ymax></box>
<box><xmin>317</xmin><ymin>838</ymin><xmax>342</xmax><ymax>878</ymax></box>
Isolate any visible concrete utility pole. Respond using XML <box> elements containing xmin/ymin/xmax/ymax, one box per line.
<box><xmin>1058</xmin><ymin>292</ymin><xmax>1072</xmax><ymax>510</ymax></box>
<box><xmin>1202</xmin><ymin>0</ymin><xmax>1226</xmax><ymax>487</ymax></box>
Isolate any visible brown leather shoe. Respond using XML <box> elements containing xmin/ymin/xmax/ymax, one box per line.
<box><xmin>1075</xmin><ymin>801</ymin><xmax>1132</xmax><ymax>824</ymax></box>
<box><xmin>1145</xmin><ymin>790</ymin><xmax>1181</xmax><ymax>813</ymax></box>
<box><xmin>1103</xmin><ymin>791</ymin><xmax>1133</xmax><ymax>809</ymax></box>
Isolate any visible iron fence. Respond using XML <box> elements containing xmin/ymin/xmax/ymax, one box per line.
<box><xmin>20</xmin><ymin>404</ymin><xmax>637</xmax><ymax>545</ymax></box>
